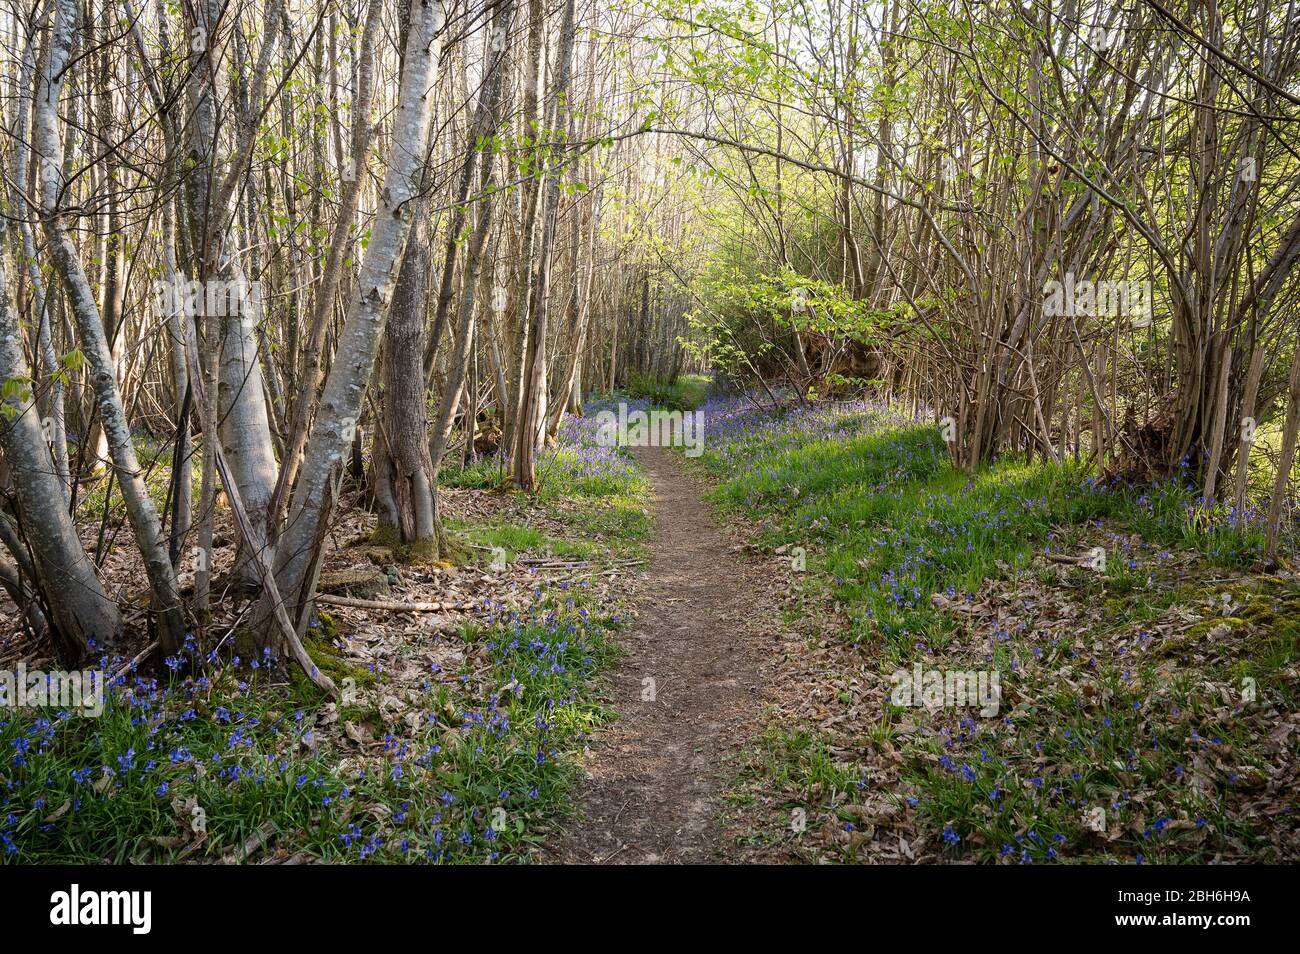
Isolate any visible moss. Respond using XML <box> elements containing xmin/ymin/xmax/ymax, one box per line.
<box><xmin>1158</xmin><ymin>576</ymin><xmax>1300</xmax><ymax>671</ymax></box>
<box><xmin>294</xmin><ymin>616</ymin><xmax>375</xmax><ymax>691</ymax></box>
<box><xmin>397</xmin><ymin>537</ymin><xmax>442</xmax><ymax>564</ymax></box>
<box><xmin>300</xmin><ymin>641</ymin><xmax>374</xmax><ymax>689</ymax></box>
<box><xmin>317</xmin><ymin>566</ymin><xmax>391</xmax><ymax>598</ymax></box>
<box><xmin>434</xmin><ymin>533</ymin><xmax>472</xmax><ymax>565</ymax></box>
<box><xmin>360</xmin><ymin>546</ymin><xmax>397</xmax><ymax>566</ymax></box>
<box><xmin>313</xmin><ymin>610</ymin><xmax>341</xmax><ymax>640</ymax></box>
<box><xmin>370</xmin><ymin>523</ymin><xmax>471</xmax><ymax>567</ymax></box>
<box><xmin>1238</xmin><ymin>596</ymin><xmax>1279</xmax><ymax>627</ymax></box>
<box><xmin>1182</xmin><ymin>616</ymin><xmax>1249</xmax><ymax>641</ymax></box>
<box><xmin>1174</xmin><ymin>578</ymin><xmax>1299</xmax><ymax>635</ymax></box>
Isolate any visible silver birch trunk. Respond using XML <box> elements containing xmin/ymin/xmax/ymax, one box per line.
<box><xmin>266</xmin><ymin>0</ymin><xmax>446</xmax><ymax>626</ymax></box>
<box><xmin>35</xmin><ymin>0</ymin><xmax>185</xmax><ymax>654</ymax></box>
<box><xmin>217</xmin><ymin>281</ymin><xmax>279</xmax><ymax>581</ymax></box>
<box><xmin>12</xmin><ymin>25</ymin><xmax>70</xmax><ymax>499</ymax></box>
<box><xmin>0</xmin><ymin>218</ymin><xmax>121</xmax><ymax>661</ymax></box>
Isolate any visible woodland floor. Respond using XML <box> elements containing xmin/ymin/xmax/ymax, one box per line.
<box><xmin>2</xmin><ymin>399</ymin><xmax>1296</xmax><ymax>864</ymax></box>
<box><xmin>541</xmin><ymin>447</ymin><xmax>776</xmax><ymax>863</ymax></box>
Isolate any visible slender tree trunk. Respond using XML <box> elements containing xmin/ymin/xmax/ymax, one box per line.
<box><xmin>13</xmin><ymin>24</ymin><xmax>70</xmax><ymax>499</ymax></box>
<box><xmin>270</xmin><ymin>0</ymin><xmax>383</xmax><ymax>530</ymax></box>
<box><xmin>513</xmin><ymin>0</ymin><xmax>578</xmax><ymax>490</ymax></box>
<box><xmin>0</xmin><ymin>220</ymin><xmax>121</xmax><ymax>662</ymax></box>
<box><xmin>35</xmin><ymin>0</ymin><xmax>185</xmax><ymax>654</ymax></box>
<box><xmin>1265</xmin><ymin>345</ymin><xmax>1300</xmax><ymax>558</ymax></box>
<box><xmin>1232</xmin><ymin>347</ymin><xmax>1265</xmax><ymax>521</ymax></box>
<box><xmin>261</xmin><ymin>0</ymin><xmax>445</xmax><ymax>633</ymax></box>
<box><xmin>428</xmin><ymin>0</ymin><xmax>516</xmax><ymax>474</ymax></box>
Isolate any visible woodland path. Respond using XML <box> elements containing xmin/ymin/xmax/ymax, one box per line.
<box><xmin>542</xmin><ymin>447</ymin><xmax>771</xmax><ymax>863</ymax></box>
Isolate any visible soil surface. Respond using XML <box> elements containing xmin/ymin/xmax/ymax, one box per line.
<box><xmin>542</xmin><ymin>447</ymin><xmax>773</xmax><ymax>863</ymax></box>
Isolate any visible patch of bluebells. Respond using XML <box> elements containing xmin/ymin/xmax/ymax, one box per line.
<box><xmin>0</xmin><ymin>635</ymin><xmax>333</xmax><ymax>862</ymax></box>
<box><xmin>538</xmin><ymin>394</ymin><xmax>646</xmax><ymax>490</ymax></box>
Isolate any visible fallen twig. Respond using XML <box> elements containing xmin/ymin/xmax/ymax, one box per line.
<box><xmin>110</xmin><ymin>640</ymin><xmax>159</xmax><ymax>682</ymax></box>
<box><xmin>313</xmin><ymin>593</ymin><xmax>474</xmax><ymax>612</ymax></box>
<box><xmin>223</xmin><ymin>822</ymin><xmax>277</xmax><ymax>864</ymax></box>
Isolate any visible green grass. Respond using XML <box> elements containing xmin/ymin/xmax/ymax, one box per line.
<box><xmin>440</xmin><ymin>415</ymin><xmax>652</xmax><ymax>560</ymax></box>
<box><xmin>0</xmin><ymin>589</ymin><xmax>626</xmax><ymax>863</ymax></box>
<box><xmin>693</xmin><ymin>411</ymin><xmax>1279</xmax><ymax>652</ymax></box>
<box><xmin>688</xmin><ymin>399</ymin><xmax>1298</xmax><ymax>863</ymax></box>
<box><xmin>448</xmin><ymin>521</ymin><xmax>599</xmax><ymax>562</ymax></box>
<box><xmin>891</xmin><ymin>641</ymin><xmax>1290</xmax><ymax>864</ymax></box>
<box><xmin>3</xmin><ymin>411</ymin><xmax>652</xmax><ymax>864</ymax></box>
<box><xmin>625</xmin><ymin>372</ymin><xmax>711</xmax><ymax>411</ymax></box>
<box><xmin>438</xmin><ymin>456</ymin><xmax>504</xmax><ymax>491</ymax></box>
<box><xmin>441</xmin><ymin>424</ymin><xmax>647</xmax><ymax>503</ymax></box>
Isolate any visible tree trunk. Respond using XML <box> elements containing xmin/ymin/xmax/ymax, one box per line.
<box><xmin>270</xmin><ymin>0</ymin><xmax>383</xmax><ymax>530</ymax></box>
<box><xmin>217</xmin><ymin>284</ymin><xmax>280</xmax><ymax>581</ymax></box>
<box><xmin>1265</xmin><ymin>343</ymin><xmax>1300</xmax><ymax>559</ymax></box>
<box><xmin>262</xmin><ymin>0</ymin><xmax>445</xmax><ymax>632</ymax></box>
<box><xmin>513</xmin><ymin>0</ymin><xmax>578</xmax><ymax>490</ymax></box>
<box><xmin>428</xmin><ymin>0</ymin><xmax>517</xmax><ymax>474</ymax></box>
<box><xmin>374</xmin><ymin>188</ymin><xmax>441</xmax><ymax>558</ymax></box>
<box><xmin>36</xmin><ymin>0</ymin><xmax>185</xmax><ymax>655</ymax></box>
<box><xmin>0</xmin><ymin>221</ymin><xmax>121</xmax><ymax>662</ymax></box>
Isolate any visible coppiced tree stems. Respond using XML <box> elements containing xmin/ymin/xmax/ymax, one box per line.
<box><xmin>512</xmin><ymin>0</ymin><xmax>578</xmax><ymax>490</ymax></box>
<box><xmin>0</xmin><ymin>0</ymin><xmax>1295</xmax><ymax>678</ymax></box>
<box><xmin>264</xmin><ymin>0</ymin><xmax>446</xmax><ymax>631</ymax></box>
<box><xmin>0</xmin><ymin>221</ymin><xmax>121</xmax><ymax>661</ymax></box>
<box><xmin>35</xmin><ymin>0</ymin><xmax>186</xmax><ymax>655</ymax></box>
<box><xmin>428</xmin><ymin>13</ymin><xmax>516</xmax><ymax>478</ymax></box>
<box><xmin>271</xmin><ymin>0</ymin><xmax>384</xmax><ymax>532</ymax></box>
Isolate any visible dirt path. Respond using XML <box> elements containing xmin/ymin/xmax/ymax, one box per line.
<box><xmin>542</xmin><ymin>447</ymin><xmax>771</xmax><ymax>864</ymax></box>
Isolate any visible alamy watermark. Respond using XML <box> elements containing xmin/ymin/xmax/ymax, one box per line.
<box><xmin>50</xmin><ymin>884</ymin><xmax>151</xmax><ymax>934</ymax></box>
<box><xmin>594</xmin><ymin>403</ymin><xmax>705</xmax><ymax>457</ymax></box>
<box><xmin>155</xmin><ymin>277</ymin><xmax>262</xmax><ymax>319</ymax></box>
<box><xmin>1042</xmin><ymin>272</ymin><xmax>1152</xmax><ymax>326</ymax></box>
<box><xmin>890</xmin><ymin>663</ymin><xmax>1001</xmax><ymax>717</ymax></box>
<box><xmin>0</xmin><ymin>663</ymin><xmax>105</xmax><ymax>717</ymax></box>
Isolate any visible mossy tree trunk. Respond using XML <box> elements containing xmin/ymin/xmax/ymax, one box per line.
<box><xmin>374</xmin><ymin>187</ymin><xmax>446</xmax><ymax>563</ymax></box>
